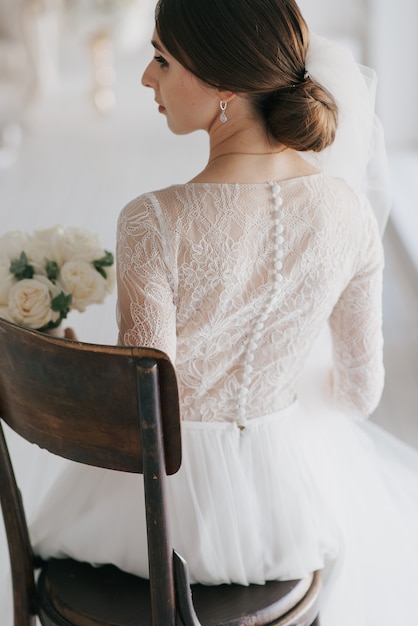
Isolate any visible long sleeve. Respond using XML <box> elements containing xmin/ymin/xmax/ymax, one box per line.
<box><xmin>329</xmin><ymin>206</ymin><xmax>385</xmax><ymax>417</ymax></box>
<box><xmin>116</xmin><ymin>195</ymin><xmax>177</xmax><ymax>362</ymax></box>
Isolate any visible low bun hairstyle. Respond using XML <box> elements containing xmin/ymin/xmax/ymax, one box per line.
<box><xmin>255</xmin><ymin>79</ymin><xmax>338</xmax><ymax>152</ymax></box>
<box><xmin>155</xmin><ymin>0</ymin><xmax>338</xmax><ymax>152</ymax></box>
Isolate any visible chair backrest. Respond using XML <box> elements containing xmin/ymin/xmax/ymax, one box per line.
<box><xmin>0</xmin><ymin>317</ymin><xmax>181</xmax><ymax>625</ymax></box>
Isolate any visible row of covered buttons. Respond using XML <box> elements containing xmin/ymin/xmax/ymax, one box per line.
<box><xmin>237</xmin><ymin>182</ymin><xmax>285</xmax><ymax>429</ymax></box>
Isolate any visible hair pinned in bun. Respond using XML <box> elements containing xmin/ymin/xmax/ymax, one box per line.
<box><xmin>255</xmin><ymin>79</ymin><xmax>338</xmax><ymax>152</ymax></box>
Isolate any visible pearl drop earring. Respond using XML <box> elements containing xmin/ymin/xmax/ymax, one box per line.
<box><xmin>219</xmin><ymin>101</ymin><xmax>228</xmax><ymax>123</ymax></box>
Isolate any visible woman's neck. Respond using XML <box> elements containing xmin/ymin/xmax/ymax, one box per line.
<box><xmin>190</xmin><ymin>99</ymin><xmax>320</xmax><ymax>184</ymax></box>
<box><xmin>189</xmin><ymin>148</ymin><xmax>318</xmax><ymax>184</ymax></box>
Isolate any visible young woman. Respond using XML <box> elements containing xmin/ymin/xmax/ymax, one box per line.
<box><xmin>8</xmin><ymin>1</ymin><xmax>418</xmax><ymax>624</ymax></box>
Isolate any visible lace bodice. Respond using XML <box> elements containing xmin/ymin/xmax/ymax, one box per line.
<box><xmin>116</xmin><ymin>174</ymin><xmax>384</xmax><ymax>423</ymax></box>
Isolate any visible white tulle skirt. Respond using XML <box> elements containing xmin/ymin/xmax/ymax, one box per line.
<box><xmin>2</xmin><ymin>390</ymin><xmax>418</xmax><ymax>626</ymax></box>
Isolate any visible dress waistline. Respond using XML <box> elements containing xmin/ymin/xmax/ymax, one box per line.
<box><xmin>181</xmin><ymin>399</ymin><xmax>299</xmax><ymax>432</ymax></box>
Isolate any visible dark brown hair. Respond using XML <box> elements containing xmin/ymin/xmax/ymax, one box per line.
<box><xmin>155</xmin><ymin>0</ymin><xmax>338</xmax><ymax>152</ymax></box>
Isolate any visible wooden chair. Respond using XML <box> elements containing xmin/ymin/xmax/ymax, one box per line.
<box><xmin>0</xmin><ymin>317</ymin><xmax>321</xmax><ymax>626</ymax></box>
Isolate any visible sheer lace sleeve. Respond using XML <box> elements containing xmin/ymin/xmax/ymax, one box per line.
<box><xmin>116</xmin><ymin>194</ymin><xmax>177</xmax><ymax>362</ymax></box>
<box><xmin>329</xmin><ymin>203</ymin><xmax>385</xmax><ymax>417</ymax></box>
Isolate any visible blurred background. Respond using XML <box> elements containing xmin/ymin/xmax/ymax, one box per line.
<box><xmin>0</xmin><ymin>0</ymin><xmax>417</xmax><ymax>445</ymax></box>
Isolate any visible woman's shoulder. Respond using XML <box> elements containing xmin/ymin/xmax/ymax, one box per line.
<box><xmin>119</xmin><ymin>184</ymin><xmax>190</xmax><ymax>217</ymax></box>
<box><xmin>117</xmin><ymin>186</ymin><xmax>180</xmax><ymax>229</ymax></box>
<box><xmin>280</xmin><ymin>171</ymin><xmax>365</xmax><ymax>215</ymax></box>
<box><xmin>313</xmin><ymin>172</ymin><xmax>373</xmax><ymax>212</ymax></box>
<box><xmin>316</xmin><ymin>173</ymin><xmax>381</xmax><ymax>240</ymax></box>
<box><xmin>117</xmin><ymin>185</ymin><xmax>195</xmax><ymax>245</ymax></box>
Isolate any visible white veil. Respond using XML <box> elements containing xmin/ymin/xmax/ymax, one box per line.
<box><xmin>303</xmin><ymin>33</ymin><xmax>392</xmax><ymax>234</ymax></box>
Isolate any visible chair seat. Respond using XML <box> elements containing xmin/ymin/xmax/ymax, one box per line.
<box><xmin>37</xmin><ymin>558</ymin><xmax>320</xmax><ymax>626</ymax></box>
<box><xmin>37</xmin><ymin>559</ymin><xmax>153</xmax><ymax>626</ymax></box>
<box><xmin>189</xmin><ymin>576</ymin><xmax>318</xmax><ymax>626</ymax></box>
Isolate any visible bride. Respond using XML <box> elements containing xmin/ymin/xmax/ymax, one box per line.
<box><xmin>2</xmin><ymin>0</ymin><xmax>418</xmax><ymax>624</ymax></box>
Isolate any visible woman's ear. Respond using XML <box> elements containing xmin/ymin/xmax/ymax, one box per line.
<box><xmin>217</xmin><ymin>91</ymin><xmax>236</xmax><ymax>104</ymax></box>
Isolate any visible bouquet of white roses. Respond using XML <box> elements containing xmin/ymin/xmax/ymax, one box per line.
<box><xmin>0</xmin><ymin>226</ymin><xmax>115</xmax><ymax>331</ymax></box>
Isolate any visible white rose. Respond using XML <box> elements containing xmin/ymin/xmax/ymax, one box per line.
<box><xmin>25</xmin><ymin>237</ymin><xmax>51</xmax><ymax>267</ymax></box>
<box><xmin>8</xmin><ymin>275</ymin><xmax>61</xmax><ymax>329</ymax></box>
<box><xmin>34</xmin><ymin>225</ymin><xmax>66</xmax><ymax>264</ymax></box>
<box><xmin>0</xmin><ymin>255</ymin><xmax>17</xmax><ymax>304</ymax></box>
<box><xmin>0</xmin><ymin>230</ymin><xmax>32</xmax><ymax>261</ymax></box>
<box><xmin>59</xmin><ymin>260</ymin><xmax>108</xmax><ymax>312</ymax></box>
<box><xmin>0</xmin><ymin>233</ymin><xmax>49</xmax><ymax>280</ymax></box>
<box><xmin>34</xmin><ymin>225</ymin><xmax>63</xmax><ymax>248</ymax></box>
<box><xmin>36</xmin><ymin>226</ymin><xmax>103</xmax><ymax>265</ymax></box>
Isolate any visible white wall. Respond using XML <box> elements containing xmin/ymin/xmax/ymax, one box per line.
<box><xmin>298</xmin><ymin>0</ymin><xmax>418</xmax><ymax>150</ymax></box>
<box><xmin>368</xmin><ymin>0</ymin><xmax>418</xmax><ymax>149</ymax></box>
<box><xmin>298</xmin><ymin>0</ymin><xmax>367</xmax><ymax>50</ymax></box>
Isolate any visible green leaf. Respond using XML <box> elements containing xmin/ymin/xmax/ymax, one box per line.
<box><xmin>9</xmin><ymin>252</ymin><xmax>34</xmax><ymax>280</ymax></box>
<box><xmin>45</xmin><ymin>259</ymin><xmax>59</xmax><ymax>281</ymax></box>
<box><xmin>51</xmin><ymin>292</ymin><xmax>72</xmax><ymax>318</ymax></box>
<box><xmin>93</xmin><ymin>250</ymin><xmax>114</xmax><ymax>279</ymax></box>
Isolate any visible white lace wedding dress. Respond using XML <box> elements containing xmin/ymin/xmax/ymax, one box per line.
<box><xmin>2</xmin><ymin>174</ymin><xmax>418</xmax><ymax>625</ymax></box>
